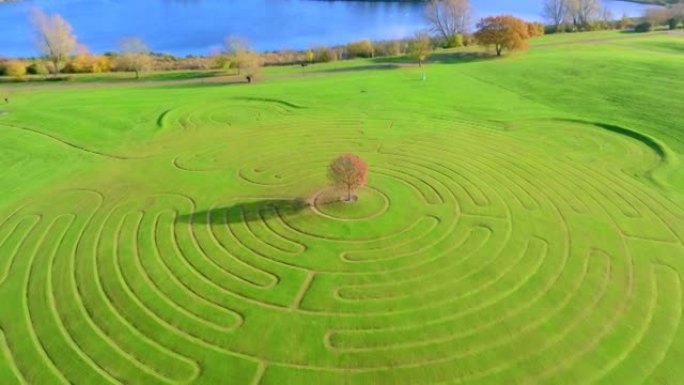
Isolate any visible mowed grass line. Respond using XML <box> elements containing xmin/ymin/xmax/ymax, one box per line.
<box><xmin>0</xmin><ymin>32</ymin><xmax>683</xmax><ymax>384</ymax></box>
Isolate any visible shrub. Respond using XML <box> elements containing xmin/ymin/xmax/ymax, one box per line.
<box><xmin>66</xmin><ymin>48</ymin><xmax>112</xmax><ymax>73</ymax></box>
<box><xmin>260</xmin><ymin>50</ymin><xmax>301</xmax><ymax>66</ymax></box>
<box><xmin>462</xmin><ymin>33</ymin><xmax>476</xmax><ymax>46</ymax></box>
<box><xmin>445</xmin><ymin>34</ymin><xmax>464</xmax><ymax>48</ymax></box>
<box><xmin>616</xmin><ymin>15</ymin><xmax>636</xmax><ymax>30</ymax></box>
<box><xmin>314</xmin><ymin>46</ymin><xmax>338</xmax><ymax>63</ymax></box>
<box><xmin>634</xmin><ymin>22</ymin><xmax>653</xmax><ymax>32</ymax></box>
<box><xmin>668</xmin><ymin>18</ymin><xmax>678</xmax><ymax>30</ymax></box>
<box><xmin>26</xmin><ymin>61</ymin><xmax>50</xmax><ymax>76</ymax></box>
<box><xmin>527</xmin><ymin>22</ymin><xmax>545</xmax><ymax>38</ymax></box>
<box><xmin>346</xmin><ymin>40</ymin><xmax>374</xmax><ymax>58</ymax></box>
<box><xmin>4</xmin><ymin>61</ymin><xmax>27</xmax><ymax>79</ymax></box>
<box><xmin>373</xmin><ymin>40</ymin><xmax>404</xmax><ymax>57</ymax></box>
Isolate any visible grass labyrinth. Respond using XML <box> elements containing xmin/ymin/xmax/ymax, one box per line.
<box><xmin>0</xmin><ymin>33</ymin><xmax>683</xmax><ymax>384</ymax></box>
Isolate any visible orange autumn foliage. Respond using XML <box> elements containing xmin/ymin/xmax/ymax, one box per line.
<box><xmin>475</xmin><ymin>15</ymin><xmax>530</xmax><ymax>56</ymax></box>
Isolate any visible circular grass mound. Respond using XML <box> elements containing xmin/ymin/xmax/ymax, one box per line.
<box><xmin>0</xmin><ymin>105</ymin><xmax>682</xmax><ymax>385</ymax></box>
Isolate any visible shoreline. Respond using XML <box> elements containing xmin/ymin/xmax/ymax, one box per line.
<box><xmin>0</xmin><ymin>0</ymin><xmax>665</xmax><ymax>59</ymax></box>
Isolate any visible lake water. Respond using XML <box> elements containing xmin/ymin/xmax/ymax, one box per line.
<box><xmin>0</xmin><ymin>0</ymin><xmax>653</xmax><ymax>58</ymax></box>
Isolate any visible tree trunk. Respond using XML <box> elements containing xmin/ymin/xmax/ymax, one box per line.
<box><xmin>496</xmin><ymin>45</ymin><xmax>502</xmax><ymax>56</ymax></box>
<box><xmin>135</xmin><ymin>69</ymin><xmax>140</xmax><ymax>80</ymax></box>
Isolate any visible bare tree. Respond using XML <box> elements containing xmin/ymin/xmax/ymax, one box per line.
<box><xmin>30</xmin><ymin>8</ymin><xmax>77</xmax><ymax>76</ymax></box>
<box><xmin>672</xmin><ymin>2</ymin><xmax>684</xmax><ymax>28</ymax></box>
<box><xmin>568</xmin><ymin>0</ymin><xmax>601</xmax><ymax>30</ymax></box>
<box><xmin>598</xmin><ymin>6</ymin><xmax>614</xmax><ymax>29</ymax></box>
<box><xmin>643</xmin><ymin>7</ymin><xmax>670</xmax><ymax>27</ymax></box>
<box><xmin>542</xmin><ymin>0</ymin><xmax>569</xmax><ymax>32</ymax></box>
<box><xmin>425</xmin><ymin>0</ymin><xmax>471</xmax><ymax>43</ymax></box>
<box><xmin>673</xmin><ymin>1</ymin><xmax>684</xmax><ymax>20</ymax></box>
<box><xmin>116</xmin><ymin>37</ymin><xmax>152</xmax><ymax>79</ymax></box>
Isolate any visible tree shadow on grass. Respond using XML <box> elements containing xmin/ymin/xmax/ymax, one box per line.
<box><xmin>426</xmin><ymin>51</ymin><xmax>497</xmax><ymax>64</ymax></box>
<box><xmin>176</xmin><ymin>198</ymin><xmax>312</xmax><ymax>225</ymax></box>
<box><xmin>371</xmin><ymin>51</ymin><xmax>496</xmax><ymax>66</ymax></box>
<box><xmin>314</xmin><ymin>64</ymin><xmax>402</xmax><ymax>74</ymax></box>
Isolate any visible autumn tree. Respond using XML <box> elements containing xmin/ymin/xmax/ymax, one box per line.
<box><xmin>221</xmin><ymin>36</ymin><xmax>262</xmax><ymax>81</ymax></box>
<box><xmin>30</xmin><ymin>8</ymin><xmax>78</xmax><ymax>76</ymax></box>
<box><xmin>328</xmin><ymin>154</ymin><xmax>369</xmax><ymax>202</ymax></box>
<box><xmin>223</xmin><ymin>36</ymin><xmax>249</xmax><ymax>74</ymax></box>
<box><xmin>542</xmin><ymin>0</ymin><xmax>569</xmax><ymax>32</ymax></box>
<box><xmin>115</xmin><ymin>37</ymin><xmax>152</xmax><ymax>79</ymax></box>
<box><xmin>407</xmin><ymin>31</ymin><xmax>432</xmax><ymax>67</ymax></box>
<box><xmin>67</xmin><ymin>45</ymin><xmax>111</xmax><ymax>73</ymax></box>
<box><xmin>241</xmin><ymin>51</ymin><xmax>262</xmax><ymax>82</ymax></box>
<box><xmin>475</xmin><ymin>15</ymin><xmax>530</xmax><ymax>56</ymax></box>
<box><xmin>425</xmin><ymin>0</ymin><xmax>471</xmax><ymax>45</ymax></box>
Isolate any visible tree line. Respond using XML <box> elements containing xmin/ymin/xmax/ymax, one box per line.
<box><xmin>0</xmin><ymin>8</ymin><xmax>266</xmax><ymax>81</ymax></box>
<box><xmin>542</xmin><ymin>0</ymin><xmax>684</xmax><ymax>32</ymax></box>
<box><xmin>2</xmin><ymin>0</ymin><xmax>680</xmax><ymax>81</ymax></box>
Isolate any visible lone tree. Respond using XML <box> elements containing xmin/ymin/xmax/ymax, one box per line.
<box><xmin>241</xmin><ymin>51</ymin><xmax>262</xmax><ymax>83</ymax></box>
<box><xmin>116</xmin><ymin>37</ymin><xmax>152</xmax><ymax>79</ymax></box>
<box><xmin>222</xmin><ymin>36</ymin><xmax>262</xmax><ymax>82</ymax></box>
<box><xmin>475</xmin><ymin>15</ymin><xmax>530</xmax><ymax>56</ymax></box>
<box><xmin>328</xmin><ymin>154</ymin><xmax>369</xmax><ymax>202</ymax></box>
<box><xmin>425</xmin><ymin>0</ymin><xmax>471</xmax><ymax>45</ymax></box>
<box><xmin>407</xmin><ymin>31</ymin><xmax>432</xmax><ymax>67</ymax></box>
<box><xmin>31</xmin><ymin>8</ymin><xmax>77</xmax><ymax>76</ymax></box>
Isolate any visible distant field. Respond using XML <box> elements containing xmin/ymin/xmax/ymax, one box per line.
<box><xmin>0</xmin><ymin>31</ymin><xmax>683</xmax><ymax>385</ymax></box>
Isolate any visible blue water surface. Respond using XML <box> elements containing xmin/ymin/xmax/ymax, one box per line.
<box><xmin>0</xmin><ymin>0</ymin><xmax>652</xmax><ymax>57</ymax></box>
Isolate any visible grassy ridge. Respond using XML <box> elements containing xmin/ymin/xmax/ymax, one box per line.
<box><xmin>0</xmin><ymin>32</ymin><xmax>682</xmax><ymax>384</ymax></box>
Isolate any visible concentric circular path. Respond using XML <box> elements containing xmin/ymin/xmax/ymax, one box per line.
<box><xmin>0</xmin><ymin>100</ymin><xmax>682</xmax><ymax>385</ymax></box>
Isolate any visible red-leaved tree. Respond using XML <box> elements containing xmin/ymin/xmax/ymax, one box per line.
<box><xmin>328</xmin><ymin>154</ymin><xmax>369</xmax><ymax>202</ymax></box>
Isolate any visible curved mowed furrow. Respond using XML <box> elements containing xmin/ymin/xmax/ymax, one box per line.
<box><xmin>1</xmin><ymin>62</ymin><xmax>684</xmax><ymax>384</ymax></box>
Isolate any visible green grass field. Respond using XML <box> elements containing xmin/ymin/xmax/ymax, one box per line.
<box><xmin>0</xmin><ymin>31</ymin><xmax>683</xmax><ymax>385</ymax></box>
